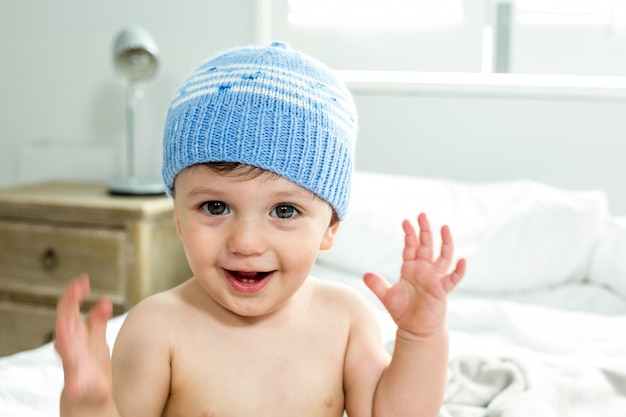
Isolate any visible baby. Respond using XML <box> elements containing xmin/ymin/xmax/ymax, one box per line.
<box><xmin>55</xmin><ymin>42</ymin><xmax>465</xmax><ymax>417</ymax></box>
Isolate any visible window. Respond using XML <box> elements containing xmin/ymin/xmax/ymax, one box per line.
<box><xmin>512</xmin><ymin>0</ymin><xmax>626</xmax><ymax>76</ymax></box>
<box><xmin>515</xmin><ymin>0</ymin><xmax>625</xmax><ymax>26</ymax></box>
<box><xmin>287</xmin><ymin>0</ymin><xmax>463</xmax><ymax>28</ymax></box>
<box><xmin>264</xmin><ymin>0</ymin><xmax>483</xmax><ymax>72</ymax></box>
<box><xmin>260</xmin><ymin>0</ymin><xmax>626</xmax><ymax>78</ymax></box>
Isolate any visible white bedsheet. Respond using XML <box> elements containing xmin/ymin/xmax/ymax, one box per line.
<box><xmin>0</xmin><ymin>314</ymin><xmax>125</xmax><ymax>417</ymax></box>
<box><xmin>443</xmin><ymin>296</ymin><xmax>626</xmax><ymax>416</ymax></box>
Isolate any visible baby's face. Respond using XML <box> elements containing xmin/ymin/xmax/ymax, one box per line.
<box><xmin>172</xmin><ymin>165</ymin><xmax>339</xmax><ymax>318</ymax></box>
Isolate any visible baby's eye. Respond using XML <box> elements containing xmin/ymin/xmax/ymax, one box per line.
<box><xmin>271</xmin><ymin>204</ymin><xmax>298</xmax><ymax>219</ymax></box>
<box><xmin>201</xmin><ymin>201</ymin><xmax>229</xmax><ymax>216</ymax></box>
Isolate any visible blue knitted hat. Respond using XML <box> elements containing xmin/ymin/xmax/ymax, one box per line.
<box><xmin>162</xmin><ymin>42</ymin><xmax>357</xmax><ymax>219</ymax></box>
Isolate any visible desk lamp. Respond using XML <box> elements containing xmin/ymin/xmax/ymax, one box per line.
<box><xmin>109</xmin><ymin>26</ymin><xmax>165</xmax><ymax>195</ymax></box>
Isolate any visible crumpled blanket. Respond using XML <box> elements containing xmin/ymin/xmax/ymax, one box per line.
<box><xmin>441</xmin><ymin>355</ymin><xmax>626</xmax><ymax>417</ymax></box>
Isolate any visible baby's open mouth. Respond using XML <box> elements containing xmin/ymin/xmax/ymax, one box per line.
<box><xmin>227</xmin><ymin>270</ymin><xmax>272</xmax><ymax>283</ymax></box>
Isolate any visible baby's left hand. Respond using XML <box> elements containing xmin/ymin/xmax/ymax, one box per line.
<box><xmin>364</xmin><ymin>213</ymin><xmax>466</xmax><ymax>338</ymax></box>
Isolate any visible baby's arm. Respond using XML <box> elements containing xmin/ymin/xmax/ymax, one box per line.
<box><xmin>364</xmin><ymin>213</ymin><xmax>466</xmax><ymax>417</ymax></box>
<box><xmin>55</xmin><ymin>275</ymin><xmax>120</xmax><ymax>417</ymax></box>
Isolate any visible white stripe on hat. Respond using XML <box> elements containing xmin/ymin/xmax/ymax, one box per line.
<box><xmin>170</xmin><ymin>84</ymin><xmax>355</xmax><ymax>141</ymax></box>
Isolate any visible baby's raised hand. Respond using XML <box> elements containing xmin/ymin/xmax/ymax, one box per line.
<box><xmin>364</xmin><ymin>213</ymin><xmax>466</xmax><ymax>338</ymax></box>
<box><xmin>55</xmin><ymin>275</ymin><xmax>113</xmax><ymax>405</ymax></box>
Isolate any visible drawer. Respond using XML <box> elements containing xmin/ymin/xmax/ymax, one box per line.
<box><xmin>0</xmin><ymin>299</ymin><xmax>56</xmax><ymax>356</ymax></box>
<box><xmin>0</xmin><ymin>220</ymin><xmax>128</xmax><ymax>302</ymax></box>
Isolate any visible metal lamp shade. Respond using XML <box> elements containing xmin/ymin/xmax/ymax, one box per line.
<box><xmin>113</xmin><ymin>26</ymin><xmax>160</xmax><ymax>81</ymax></box>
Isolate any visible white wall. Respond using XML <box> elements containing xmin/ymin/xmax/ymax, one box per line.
<box><xmin>0</xmin><ymin>0</ymin><xmax>256</xmax><ymax>187</ymax></box>
<box><xmin>351</xmin><ymin>87</ymin><xmax>626</xmax><ymax>214</ymax></box>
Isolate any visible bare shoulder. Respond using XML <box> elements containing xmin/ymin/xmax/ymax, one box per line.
<box><xmin>311</xmin><ymin>277</ymin><xmax>363</xmax><ymax>303</ymax></box>
<box><xmin>112</xmin><ymin>280</ymin><xmax>194</xmax><ymax>366</ymax></box>
<box><xmin>310</xmin><ymin>277</ymin><xmax>379</xmax><ymax>319</ymax></box>
<box><xmin>309</xmin><ymin>278</ymin><xmax>387</xmax><ymax>349</ymax></box>
<box><xmin>135</xmin><ymin>276</ymin><xmax>197</xmax><ymax>309</ymax></box>
<box><xmin>116</xmin><ymin>279</ymin><xmax>192</xmax><ymax>337</ymax></box>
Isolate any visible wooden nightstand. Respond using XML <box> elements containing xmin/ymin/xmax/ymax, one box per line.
<box><xmin>0</xmin><ymin>182</ymin><xmax>191</xmax><ymax>356</ymax></box>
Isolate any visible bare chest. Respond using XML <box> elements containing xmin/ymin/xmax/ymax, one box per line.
<box><xmin>164</xmin><ymin>321</ymin><xmax>348</xmax><ymax>417</ymax></box>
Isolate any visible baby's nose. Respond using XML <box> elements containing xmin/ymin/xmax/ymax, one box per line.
<box><xmin>227</xmin><ymin>218</ymin><xmax>267</xmax><ymax>256</ymax></box>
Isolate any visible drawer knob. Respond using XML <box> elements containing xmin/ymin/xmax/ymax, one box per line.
<box><xmin>40</xmin><ymin>248</ymin><xmax>59</xmax><ymax>272</ymax></box>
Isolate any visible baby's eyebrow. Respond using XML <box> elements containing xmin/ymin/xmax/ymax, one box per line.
<box><xmin>270</xmin><ymin>188</ymin><xmax>319</xmax><ymax>201</ymax></box>
<box><xmin>272</xmin><ymin>189</ymin><xmax>308</xmax><ymax>198</ymax></box>
<box><xmin>187</xmin><ymin>186</ymin><xmax>213</xmax><ymax>195</ymax></box>
<box><xmin>185</xmin><ymin>186</ymin><xmax>225</xmax><ymax>198</ymax></box>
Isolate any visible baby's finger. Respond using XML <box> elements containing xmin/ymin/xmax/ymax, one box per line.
<box><xmin>434</xmin><ymin>225</ymin><xmax>454</xmax><ymax>272</ymax></box>
<box><xmin>402</xmin><ymin>219</ymin><xmax>419</xmax><ymax>261</ymax></box>
<box><xmin>363</xmin><ymin>272</ymin><xmax>392</xmax><ymax>304</ymax></box>
<box><xmin>55</xmin><ymin>275</ymin><xmax>90</xmax><ymax>357</ymax></box>
<box><xmin>442</xmin><ymin>258</ymin><xmax>466</xmax><ymax>293</ymax></box>
<box><xmin>87</xmin><ymin>297</ymin><xmax>112</xmax><ymax>352</ymax></box>
<box><xmin>416</xmin><ymin>213</ymin><xmax>434</xmax><ymax>261</ymax></box>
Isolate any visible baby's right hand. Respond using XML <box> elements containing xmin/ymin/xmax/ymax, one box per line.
<box><xmin>55</xmin><ymin>275</ymin><xmax>113</xmax><ymax>406</ymax></box>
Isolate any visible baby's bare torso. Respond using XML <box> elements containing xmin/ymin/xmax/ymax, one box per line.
<box><xmin>113</xmin><ymin>278</ymin><xmax>356</xmax><ymax>417</ymax></box>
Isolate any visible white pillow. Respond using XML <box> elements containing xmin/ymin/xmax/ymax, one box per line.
<box><xmin>317</xmin><ymin>171</ymin><xmax>610</xmax><ymax>293</ymax></box>
<box><xmin>588</xmin><ymin>217</ymin><xmax>626</xmax><ymax>298</ymax></box>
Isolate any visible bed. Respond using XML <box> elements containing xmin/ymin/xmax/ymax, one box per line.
<box><xmin>2</xmin><ymin>170</ymin><xmax>626</xmax><ymax>416</ymax></box>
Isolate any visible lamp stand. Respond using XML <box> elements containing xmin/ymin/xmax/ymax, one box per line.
<box><xmin>109</xmin><ymin>81</ymin><xmax>166</xmax><ymax>196</ymax></box>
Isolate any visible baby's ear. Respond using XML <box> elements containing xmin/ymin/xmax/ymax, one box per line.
<box><xmin>320</xmin><ymin>221</ymin><xmax>340</xmax><ymax>251</ymax></box>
